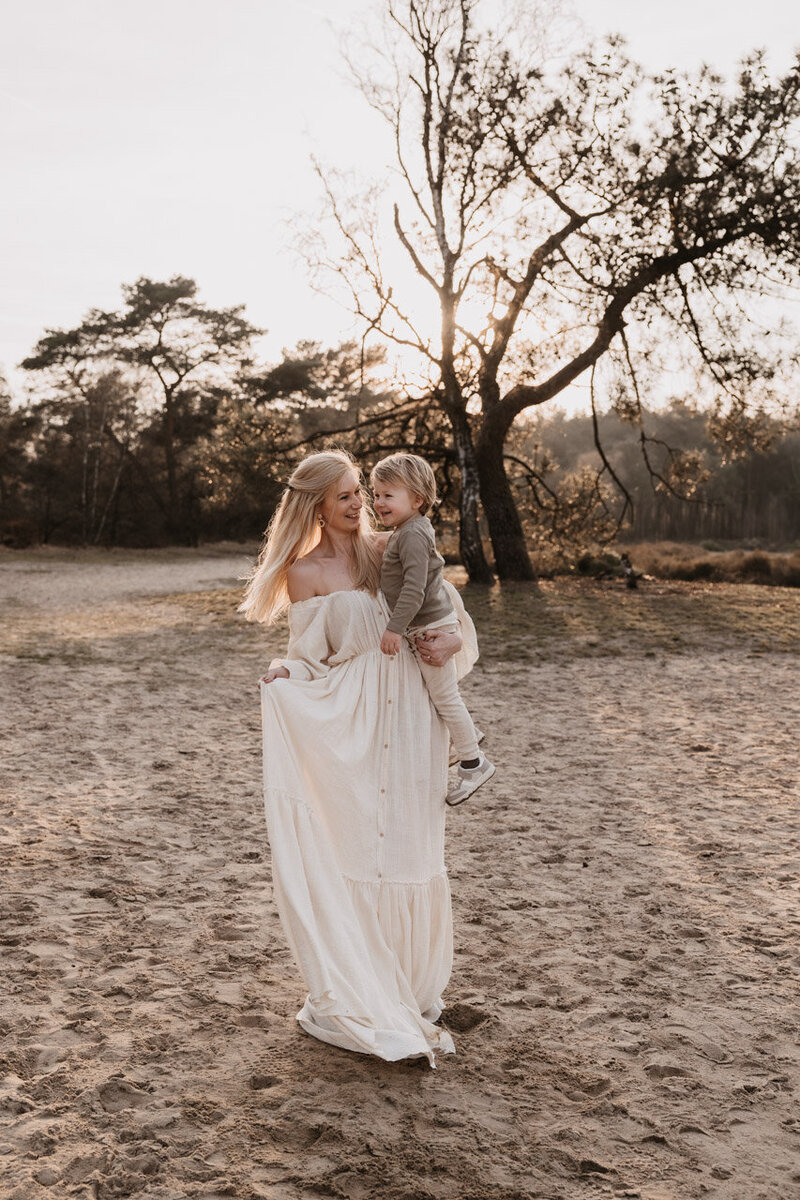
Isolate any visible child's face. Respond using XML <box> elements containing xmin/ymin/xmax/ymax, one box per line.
<box><xmin>372</xmin><ymin>480</ymin><xmax>423</xmax><ymax>528</ymax></box>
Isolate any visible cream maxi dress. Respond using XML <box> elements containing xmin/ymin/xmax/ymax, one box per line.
<box><xmin>259</xmin><ymin>581</ymin><xmax>478</xmax><ymax>1067</ymax></box>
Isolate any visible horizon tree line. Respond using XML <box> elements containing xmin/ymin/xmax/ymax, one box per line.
<box><xmin>0</xmin><ymin>274</ymin><xmax>798</xmax><ymax>557</ymax></box>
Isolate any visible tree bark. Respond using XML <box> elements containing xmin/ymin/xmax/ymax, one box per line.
<box><xmin>450</xmin><ymin>413</ymin><xmax>493</xmax><ymax>583</ymax></box>
<box><xmin>475</xmin><ymin>430</ymin><xmax>536</xmax><ymax>580</ymax></box>
<box><xmin>438</xmin><ymin>273</ymin><xmax>494</xmax><ymax>582</ymax></box>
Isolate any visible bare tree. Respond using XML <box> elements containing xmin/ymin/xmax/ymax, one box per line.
<box><xmin>309</xmin><ymin>0</ymin><xmax>800</xmax><ymax>580</ymax></box>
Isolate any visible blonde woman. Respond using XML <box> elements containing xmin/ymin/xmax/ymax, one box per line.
<box><xmin>240</xmin><ymin>449</ymin><xmax>478</xmax><ymax>1067</ymax></box>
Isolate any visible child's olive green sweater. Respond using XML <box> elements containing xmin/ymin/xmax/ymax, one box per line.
<box><xmin>381</xmin><ymin>515</ymin><xmax>455</xmax><ymax>633</ymax></box>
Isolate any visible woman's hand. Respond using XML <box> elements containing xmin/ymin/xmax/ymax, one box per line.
<box><xmin>259</xmin><ymin>666</ymin><xmax>290</xmax><ymax>687</ymax></box>
<box><xmin>414</xmin><ymin>628</ymin><xmax>461</xmax><ymax>667</ymax></box>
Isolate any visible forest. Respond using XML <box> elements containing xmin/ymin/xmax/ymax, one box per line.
<box><xmin>0</xmin><ymin>273</ymin><xmax>797</xmax><ymax>564</ymax></box>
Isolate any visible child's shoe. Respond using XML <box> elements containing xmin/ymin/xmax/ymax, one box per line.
<box><xmin>446</xmin><ymin>753</ymin><xmax>495</xmax><ymax>806</ymax></box>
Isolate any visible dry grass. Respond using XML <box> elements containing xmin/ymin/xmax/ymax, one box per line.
<box><xmin>6</xmin><ymin>536</ymin><xmax>799</xmax><ymax>587</ymax></box>
<box><xmin>442</xmin><ymin>568</ymin><xmax>800</xmax><ymax>663</ymax></box>
<box><xmin>610</xmin><ymin>541</ymin><xmax>800</xmax><ymax>587</ymax></box>
<box><xmin>2</xmin><ymin>549</ymin><xmax>798</xmax><ymax>666</ymax></box>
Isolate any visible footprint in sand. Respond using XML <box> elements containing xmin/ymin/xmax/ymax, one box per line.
<box><xmin>249</xmin><ymin>1073</ymin><xmax>280</xmax><ymax>1090</ymax></box>
<box><xmin>60</xmin><ymin>1151</ymin><xmax>110</xmax><ymax>1185</ymax></box>
<box><xmin>644</xmin><ymin>1063</ymin><xmax>688</xmax><ymax>1080</ymax></box>
<box><xmin>240</xmin><ymin>1013</ymin><xmax>272</xmax><ymax>1029</ymax></box>
<box><xmin>441</xmin><ymin>1002</ymin><xmax>490</xmax><ymax>1032</ymax></box>
<box><xmin>268</xmin><ymin>1118</ymin><xmax>332</xmax><ymax>1152</ymax></box>
<box><xmin>96</xmin><ymin>1078</ymin><xmax>152</xmax><ymax>1112</ymax></box>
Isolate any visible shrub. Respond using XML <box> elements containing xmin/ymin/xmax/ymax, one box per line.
<box><xmin>683</xmin><ymin>560</ymin><xmax>717</xmax><ymax>581</ymax></box>
<box><xmin>576</xmin><ymin>551</ymin><xmax>622</xmax><ymax>578</ymax></box>
<box><xmin>0</xmin><ymin>518</ymin><xmax>39</xmax><ymax>549</ymax></box>
<box><xmin>740</xmin><ymin>551</ymin><xmax>772</xmax><ymax>578</ymax></box>
<box><xmin>606</xmin><ymin>542</ymin><xmax>800</xmax><ymax>587</ymax></box>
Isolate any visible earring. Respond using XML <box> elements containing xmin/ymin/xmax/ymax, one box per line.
<box><xmin>317</xmin><ymin>515</ymin><xmax>326</xmax><ymax>528</ymax></box>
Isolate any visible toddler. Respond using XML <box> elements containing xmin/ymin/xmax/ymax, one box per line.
<box><xmin>371</xmin><ymin>452</ymin><xmax>494</xmax><ymax>806</ymax></box>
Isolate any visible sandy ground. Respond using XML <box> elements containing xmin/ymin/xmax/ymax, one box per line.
<box><xmin>1</xmin><ymin>546</ymin><xmax>798</xmax><ymax>1200</ymax></box>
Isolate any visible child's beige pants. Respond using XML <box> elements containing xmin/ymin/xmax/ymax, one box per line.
<box><xmin>406</xmin><ymin>617</ymin><xmax>479</xmax><ymax>762</ymax></box>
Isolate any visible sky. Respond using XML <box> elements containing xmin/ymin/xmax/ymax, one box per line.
<box><xmin>1</xmin><ymin>0</ymin><xmax>798</xmax><ymax>399</ymax></box>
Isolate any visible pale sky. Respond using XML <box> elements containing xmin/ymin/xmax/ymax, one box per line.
<box><xmin>1</xmin><ymin>0</ymin><xmax>797</xmax><ymax>397</ymax></box>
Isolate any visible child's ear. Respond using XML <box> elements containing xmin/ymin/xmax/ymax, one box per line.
<box><xmin>413</xmin><ymin>493</ymin><xmax>425</xmax><ymax>511</ymax></box>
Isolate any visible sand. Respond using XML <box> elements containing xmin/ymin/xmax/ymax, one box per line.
<box><xmin>1</xmin><ymin>546</ymin><xmax>798</xmax><ymax>1200</ymax></box>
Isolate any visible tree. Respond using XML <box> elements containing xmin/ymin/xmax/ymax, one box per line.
<box><xmin>313</xmin><ymin>0</ymin><xmax>800</xmax><ymax>580</ymax></box>
<box><xmin>95</xmin><ymin>277</ymin><xmax>261</xmax><ymax>538</ymax></box>
<box><xmin>16</xmin><ymin>320</ymin><xmax>144</xmax><ymax>543</ymax></box>
<box><xmin>22</xmin><ymin>277</ymin><xmax>261</xmax><ymax>542</ymax></box>
<box><xmin>521</xmin><ymin>400</ymin><xmax>800</xmax><ymax>547</ymax></box>
<box><xmin>244</xmin><ymin>339</ymin><xmax>391</xmax><ymax>433</ymax></box>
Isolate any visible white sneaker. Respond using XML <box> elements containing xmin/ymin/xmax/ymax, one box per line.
<box><xmin>445</xmin><ymin>753</ymin><xmax>495</xmax><ymax>807</ymax></box>
<box><xmin>448</xmin><ymin>728</ymin><xmax>485</xmax><ymax>767</ymax></box>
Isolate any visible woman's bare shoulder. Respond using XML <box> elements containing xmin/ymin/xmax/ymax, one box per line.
<box><xmin>286</xmin><ymin>557</ymin><xmax>323</xmax><ymax>603</ymax></box>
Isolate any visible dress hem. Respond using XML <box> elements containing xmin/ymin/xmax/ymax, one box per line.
<box><xmin>296</xmin><ymin>995</ymin><xmax>455</xmax><ymax>1068</ymax></box>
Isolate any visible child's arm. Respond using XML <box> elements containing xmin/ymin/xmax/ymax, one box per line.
<box><xmin>380</xmin><ymin>629</ymin><xmax>403</xmax><ymax>656</ymax></box>
<box><xmin>384</xmin><ymin>523</ymin><xmax>431</xmax><ymax>635</ymax></box>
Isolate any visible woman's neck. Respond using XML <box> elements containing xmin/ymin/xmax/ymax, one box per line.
<box><xmin>317</xmin><ymin>527</ymin><xmax>356</xmax><ymax>560</ymax></box>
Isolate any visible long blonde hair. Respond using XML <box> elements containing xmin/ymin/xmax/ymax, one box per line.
<box><xmin>239</xmin><ymin>449</ymin><xmax>380</xmax><ymax>624</ymax></box>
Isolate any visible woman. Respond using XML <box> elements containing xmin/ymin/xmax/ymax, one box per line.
<box><xmin>240</xmin><ymin>450</ymin><xmax>477</xmax><ymax>1067</ymax></box>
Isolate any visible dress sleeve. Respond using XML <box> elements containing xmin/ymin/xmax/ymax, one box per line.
<box><xmin>268</xmin><ymin>602</ymin><xmax>332</xmax><ymax>682</ymax></box>
<box><xmin>385</xmin><ymin>523</ymin><xmax>432</xmax><ymax>633</ymax></box>
<box><xmin>442</xmin><ymin>580</ymin><xmax>479</xmax><ymax>681</ymax></box>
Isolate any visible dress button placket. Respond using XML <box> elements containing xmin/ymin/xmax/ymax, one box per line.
<box><xmin>377</xmin><ymin>655</ymin><xmax>395</xmax><ymax>886</ymax></box>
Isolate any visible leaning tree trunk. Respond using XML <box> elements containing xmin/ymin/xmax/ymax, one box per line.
<box><xmin>439</xmin><ymin>288</ymin><xmax>494</xmax><ymax>584</ymax></box>
<box><xmin>451</xmin><ymin>415</ymin><xmax>494</xmax><ymax>584</ymax></box>
<box><xmin>476</xmin><ymin>426</ymin><xmax>536</xmax><ymax>581</ymax></box>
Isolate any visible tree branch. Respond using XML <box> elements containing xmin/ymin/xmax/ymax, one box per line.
<box><xmin>498</xmin><ymin>229</ymin><xmax>750</xmax><ymax>424</ymax></box>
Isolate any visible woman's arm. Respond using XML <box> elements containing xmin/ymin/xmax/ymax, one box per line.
<box><xmin>261</xmin><ymin>573</ymin><xmax>334</xmax><ymax>684</ymax></box>
<box><xmin>260</xmin><ymin>666</ymin><xmax>290</xmax><ymax>684</ymax></box>
<box><xmin>414</xmin><ymin>627</ymin><xmax>462</xmax><ymax>667</ymax></box>
<box><xmin>259</xmin><ymin>559</ymin><xmax>321</xmax><ymax>685</ymax></box>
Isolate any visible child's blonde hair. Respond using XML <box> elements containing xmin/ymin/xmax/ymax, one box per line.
<box><xmin>370</xmin><ymin>453</ymin><xmax>438</xmax><ymax>515</ymax></box>
<box><xmin>239</xmin><ymin>449</ymin><xmax>380</xmax><ymax>624</ymax></box>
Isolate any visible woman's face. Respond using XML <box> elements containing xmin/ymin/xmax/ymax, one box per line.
<box><xmin>319</xmin><ymin>469</ymin><xmax>363</xmax><ymax>533</ymax></box>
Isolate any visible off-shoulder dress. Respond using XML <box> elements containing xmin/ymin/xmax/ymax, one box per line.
<box><xmin>259</xmin><ymin>581</ymin><xmax>478</xmax><ymax>1066</ymax></box>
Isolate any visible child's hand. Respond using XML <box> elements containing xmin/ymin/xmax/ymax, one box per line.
<box><xmin>381</xmin><ymin>629</ymin><xmax>403</xmax><ymax>656</ymax></box>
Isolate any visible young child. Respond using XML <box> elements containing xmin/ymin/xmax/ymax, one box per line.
<box><xmin>371</xmin><ymin>452</ymin><xmax>494</xmax><ymax>806</ymax></box>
